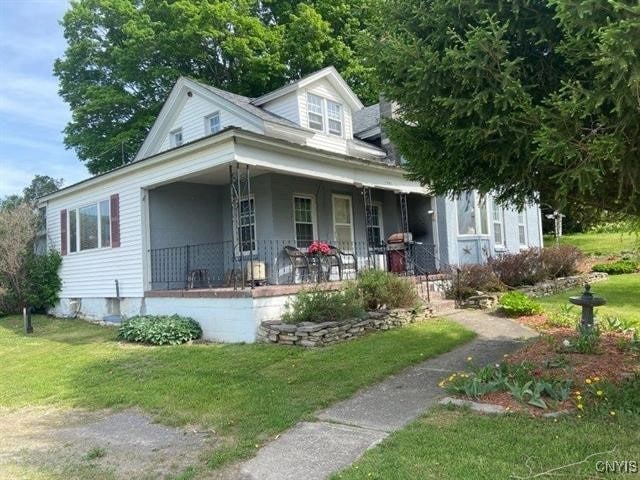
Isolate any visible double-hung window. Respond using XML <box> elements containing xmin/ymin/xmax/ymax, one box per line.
<box><xmin>293</xmin><ymin>195</ymin><xmax>316</xmax><ymax>248</ymax></box>
<box><xmin>456</xmin><ymin>191</ymin><xmax>489</xmax><ymax>236</ymax></box>
<box><xmin>307</xmin><ymin>93</ymin><xmax>343</xmax><ymax>137</ymax></box>
<box><xmin>491</xmin><ymin>200</ymin><xmax>505</xmax><ymax>247</ymax></box>
<box><xmin>236</xmin><ymin>196</ymin><xmax>256</xmax><ymax>253</ymax></box>
<box><xmin>332</xmin><ymin>194</ymin><xmax>354</xmax><ymax>247</ymax></box>
<box><xmin>307</xmin><ymin>93</ymin><xmax>325</xmax><ymax>132</ymax></box>
<box><xmin>518</xmin><ymin>209</ymin><xmax>528</xmax><ymax>247</ymax></box>
<box><xmin>367</xmin><ymin>203</ymin><xmax>384</xmax><ymax>247</ymax></box>
<box><xmin>68</xmin><ymin>200</ymin><xmax>111</xmax><ymax>252</ymax></box>
<box><xmin>170</xmin><ymin>128</ymin><xmax>183</xmax><ymax>147</ymax></box>
<box><xmin>327</xmin><ymin>100</ymin><xmax>343</xmax><ymax>136</ymax></box>
<box><xmin>207</xmin><ymin>112</ymin><xmax>221</xmax><ymax>134</ymax></box>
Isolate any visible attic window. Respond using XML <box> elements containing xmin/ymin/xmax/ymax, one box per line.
<box><xmin>171</xmin><ymin>129</ymin><xmax>183</xmax><ymax>147</ymax></box>
<box><xmin>307</xmin><ymin>93</ymin><xmax>324</xmax><ymax>131</ymax></box>
<box><xmin>207</xmin><ymin>112</ymin><xmax>221</xmax><ymax>134</ymax></box>
<box><xmin>327</xmin><ymin>100</ymin><xmax>342</xmax><ymax>136</ymax></box>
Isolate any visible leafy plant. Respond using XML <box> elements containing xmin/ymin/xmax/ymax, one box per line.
<box><xmin>592</xmin><ymin>260</ymin><xmax>638</xmax><ymax>275</ymax></box>
<box><xmin>282</xmin><ymin>287</ymin><xmax>365</xmax><ymax>324</ymax></box>
<box><xmin>354</xmin><ymin>269</ymin><xmax>419</xmax><ymax>310</ymax></box>
<box><xmin>85</xmin><ymin>447</ymin><xmax>106</xmax><ymax>460</ymax></box>
<box><xmin>118</xmin><ymin>315</ymin><xmax>202</xmax><ymax>345</ymax></box>
<box><xmin>546</xmin><ymin>304</ymin><xmax>578</xmax><ymax>328</ymax></box>
<box><xmin>566</xmin><ymin>324</ymin><xmax>601</xmax><ymax>354</ymax></box>
<box><xmin>498</xmin><ymin>292</ymin><xmax>542</xmax><ymax>317</ymax></box>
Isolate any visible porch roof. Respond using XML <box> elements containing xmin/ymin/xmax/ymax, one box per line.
<box><xmin>38</xmin><ymin>127</ymin><xmax>429</xmax><ymax>203</ymax></box>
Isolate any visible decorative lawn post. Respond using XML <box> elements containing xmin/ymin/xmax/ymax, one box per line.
<box><xmin>569</xmin><ymin>284</ymin><xmax>606</xmax><ymax>330</ymax></box>
<box><xmin>23</xmin><ymin>306</ymin><xmax>33</xmax><ymax>334</ymax></box>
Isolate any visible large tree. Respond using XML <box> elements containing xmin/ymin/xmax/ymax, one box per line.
<box><xmin>54</xmin><ymin>0</ymin><xmax>380</xmax><ymax>174</ymax></box>
<box><xmin>0</xmin><ymin>175</ymin><xmax>63</xmax><ymax>210</ymax></box>
<box><xmin>372</xmin><ymin>0</ymin><xmax>640</xmax><ymax>217</ymax></box>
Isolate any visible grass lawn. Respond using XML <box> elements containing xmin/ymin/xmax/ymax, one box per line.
<box><xmin>537</xmin><ymin>273</ymin><xmax>640</xmax><ymax>326</ymax></box>
<box><xmin>0</xmin><ymin>315</ymin><xmax>474</xmax><ymax>471</ymax></box>
<box><xmin>544</xmin><ymin>232</ymin><xmax>638</xmax><ymax>256</ymax></box>
<box><xmin>332</xmin><ymin>408</ymin><xmax>640</xmax><ymax>480</ymax></box>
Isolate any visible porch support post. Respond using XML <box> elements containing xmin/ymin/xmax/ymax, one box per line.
<box><xmin>398</xmin><ymin>192</ymin><xmax>413</xmax><ymax>275</ymax></box>
<box><xmin>229</xmin><ymin>164</ymin><xmax>240</xmax><ymax>290</ymax></box>
<box><xmin>246</xmin><ymin>164</ymin><xmax>254</xmax><ymax>290</ymax></box>
<box><xmin>362</xmin><ymin>186</ymin><xmax>374</xmax><ymax>269</ymax></box>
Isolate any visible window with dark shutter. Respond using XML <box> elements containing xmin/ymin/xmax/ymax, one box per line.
<box><xmin>110</xmin><ymin>194</ymin><xmax>120</xmax><ymax>247</ymax></box>
<box><xmin>60</xmin><ymin>209</ymin><xmax>67</xmax><ymax>256</ymax></box>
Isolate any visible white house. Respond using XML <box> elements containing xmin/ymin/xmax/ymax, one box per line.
<box><xmin>39</xmin><ymin>66</ymin><xmax>543</xmax><ymax>342</ymax></box>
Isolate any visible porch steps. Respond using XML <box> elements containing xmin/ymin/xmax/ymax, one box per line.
<box><xmin>416</xmin><ymin>284</ymin><xmax>458</xmax><ymax>315</ymax></box>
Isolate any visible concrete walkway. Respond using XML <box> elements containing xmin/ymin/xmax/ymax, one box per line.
<box><xmin>236</xmin><ymin>311</ymin><xmax>537</xmax><ymax>480</ymax></box>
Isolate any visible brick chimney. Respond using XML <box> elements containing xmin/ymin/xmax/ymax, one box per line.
<box><xmin>379</xmin><ymin>95</ymin><xmax>401</xmax><ymax>166</ymax></box>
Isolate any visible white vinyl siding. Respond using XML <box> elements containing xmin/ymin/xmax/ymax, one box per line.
<box><xmin>261</xmin><ymin>92</ymin><xmax>300</xmax><ymax>124</ymax></box>
<box><xmin>45</xmin><ymin>140</ymin><xmax>236</xmax><ymax>299</ymax></box>
<box><xmin>158</xmin><ymin>91</ymin><xmax>261</xmax><ymax>153</ymax></box>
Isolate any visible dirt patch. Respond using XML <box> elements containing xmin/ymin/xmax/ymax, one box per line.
<box><xmin>0</xmin><ymin>406</ymin><xmax>215</xmax><ymax>479</ymax></box>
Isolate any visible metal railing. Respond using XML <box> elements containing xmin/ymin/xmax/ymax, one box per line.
<box><xmin>149</xmin><ymin>239</ymin><xmax>441</xmax><ymax>291</ymax></box>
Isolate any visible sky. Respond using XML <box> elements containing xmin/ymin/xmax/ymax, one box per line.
<box><xmin>0</xmin><ymin>0</ymin><xmax>89</xmax><ymax>197</ymax></box>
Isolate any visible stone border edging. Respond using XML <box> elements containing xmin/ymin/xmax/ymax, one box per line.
<box><xmin>257</xmin><ymin>308</ymin><xmax>434</xmax><ymax>347</ymax></box>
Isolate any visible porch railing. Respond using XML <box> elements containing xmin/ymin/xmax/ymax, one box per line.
<box><xmin>149</xmin><ymin>239</ymin><xmax>439</xmax><ymax>291</ymax></box>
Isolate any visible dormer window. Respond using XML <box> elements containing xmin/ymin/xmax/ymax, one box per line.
<box><xmin>307</xmin><ymin>93</ymin><xmax>324</xmax><ymax>131</ymax></box>
<box><xmin>207</xmin><ymin>112</ymin><xmax>221</xmax><ymax>134</ymax></box>
<box><xmin>306</xmin><ymin>93</ymin><xmax>344</xmax><ymax>137</ymax></box>
<box><xmin>170</xmin><ymin>128</ymin><xmax>183</xmax><ymax>147</ymax></box>
<box><xmin>327</xmin><ymin>100</ymin><xmax>342</xmax><ymax>136</ymax></box>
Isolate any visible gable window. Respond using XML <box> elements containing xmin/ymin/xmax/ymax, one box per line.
<box><xmin>235</xmin><ymin>196</ymin><xmax>256</xmax><ymax>253</ymax></box>
<box><xmin>207</xmin><ymin>112</ymin><xmax>221</xmax><ymax>134</ymax></box>
<box><xmin>518</xmin><ymin>209</ymin><xmax>528</xmax><ymax>246</ymax></box>
<box><xmin>327</xmin><ymin>100</ymin><xmax>343</xmax><ymax>136</ymax></box>
<box><xmin>457</xmin><ymin>191</ymin><xmax>489</xmax><ymax>236</ymax></box>
<box><xmin>170</xmin><ymin>128</ymin><xmax>183</xmax><ymax>147</ymax></box>
<box><xmin>491</xmin><ymin>200</ymin><xmax>505</xmax><ymax>247</ymax></box>
<box><xmin>367</xmin><ymin>203</ymin><xmax>384</xmax><ymax>247</ymax></box>
<box><xmin>68</xmin><ymin>200</ymin><xmax>111</xmax><ymax>252</ymax></box>
<box><xmin>293</xmin><ymin>195</ymin><xmax>317</xmax><ymax>248</ymax></box>
<box><xmin>307</xmin><ymin>93</ymin><xmax>324</xmax><ymax>131</ymax></box>
<box><xmin>332</xmin><ymin>194</ymin><xmax>354</xmax><ymax>246</ymax></box>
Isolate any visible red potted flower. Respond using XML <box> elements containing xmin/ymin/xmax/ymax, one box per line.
<box><xmin>308</xmin><ymin>241</ymin><xmax>331</xmax><ymax>255</ymax></box>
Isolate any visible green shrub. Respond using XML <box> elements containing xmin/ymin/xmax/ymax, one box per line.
<box><xmin>355</xmin><ymin>269</ymin><xmax>419</xmax><ymax>310</ymax></box>
<box><xmin>498</xmin><ymin>291</ymin><xmax>542</xmax><ymax>317</ymax></box>
<box><xmin>592</xmin><ymin>260</ymin><xmax>638</xmax><ymax>275</ymax></box>
<box><xmin>0</xmin><ymin>250</ymin><xmax>62</xmax><ymax>313</ymax></box>
<box><xmin>118</xmin><ymin>315</ymin><xmax>202</xmax><ymax>345</ymax></box>
<box><xmin>445</xmin><ymin>264</ymin><xmax>504</xmax><ymax>300</ymax></box>
<box><xmin>489</xmin><ymin>246</ymin><xmax>582</xmax><ymax>287</ymax></box>
<box><xmin>282</xmin><ymin>287</ymin><xmax>365</xmax><ymax>324</ymax></box>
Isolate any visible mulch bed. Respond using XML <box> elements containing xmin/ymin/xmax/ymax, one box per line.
<box><xmin>452</xmin><ymin>314</ymin><xmax>639</xmax><ymax>416</ymax></box>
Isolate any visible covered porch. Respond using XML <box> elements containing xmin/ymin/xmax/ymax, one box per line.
<box><xmin>144</xmin><ymin>160</ymin><xmax>438</xmax><ymax>292</ymax></box>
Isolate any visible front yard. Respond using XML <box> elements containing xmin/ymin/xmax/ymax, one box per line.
<box><xmin>333</xmin><ymin>407</ymin><xmax>640</xmax><ymax>479</ymax></box>
<box><xmin>537</xmin><ymin>273</ymin><xmax>640</xmax><ymax>326</ymax></box>
<box><xmin>0</xmin><ymin>314</ymin><xmax>474</xmax><ymax>477</ymax></box>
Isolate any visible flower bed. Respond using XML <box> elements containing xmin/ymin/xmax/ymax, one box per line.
<box><xmin>258</xmin><ymin>308</ymin><xmax>434</xmax><ymax>347</ymax></box>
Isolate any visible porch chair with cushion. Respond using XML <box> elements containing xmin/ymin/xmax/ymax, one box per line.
<box><xmin>283</xmin><ymin>245</ymin><xmax>311</xmax><ymax>283</ymax></box>
<box><xmin>327</xmin><ymin>245</ymin><xmax>358</xmax><ymax>280</ymax></box>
